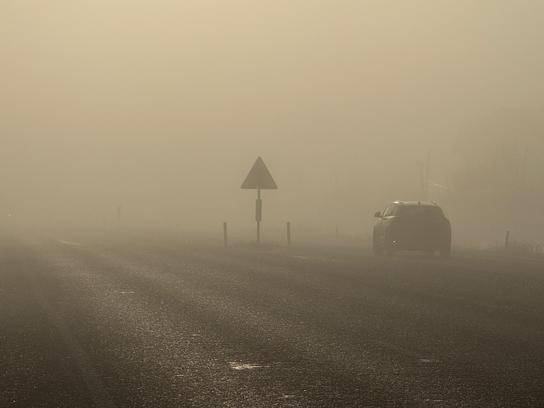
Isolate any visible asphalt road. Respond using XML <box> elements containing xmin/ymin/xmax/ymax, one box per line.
<box><xmin>2</xmin><ymin>231</ymin><xmax>544</xmax><ymax>407</ymax></box>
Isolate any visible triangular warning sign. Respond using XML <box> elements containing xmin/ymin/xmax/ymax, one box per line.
<box><xmin>241</xmin><ymin>157</ymin><xmax>278</xmax><ymax>190</ymax></box>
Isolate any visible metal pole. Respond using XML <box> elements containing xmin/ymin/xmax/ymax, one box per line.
<box><xmin>419</xmin><ymin>163</ymin><xmax>425</xmax><ymax>201</ymax></box>
<box><xmin>424</xmin><ymin>149</ymin><xmax>431</xmax><ymax>201</ymax></box>
<box><xmin>287</xmin><ymin>221</ymin><xmax>291</xmax><ymax>247</ymax></box>
<box><xmin>256</xmin><ymin>188</ymin><xmax>262</xmax><ymax>244</ymax></box>
<box><xmin>223</xmin><ymin>222</ymin><xmax>228</xmax><ymax>247</ymax></box>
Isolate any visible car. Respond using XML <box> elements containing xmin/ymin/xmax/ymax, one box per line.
<box><xmin>373</xmin><ymin>201</ymin><xmax>451</xmax><ymax>257</ymax></box>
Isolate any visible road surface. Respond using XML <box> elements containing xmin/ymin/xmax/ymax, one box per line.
<box><xmin>2</xmin><ymin>230</ymin><xmax>544</xmax><ymax>407</ymax></box>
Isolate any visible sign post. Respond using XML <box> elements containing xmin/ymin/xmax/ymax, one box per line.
<box><xmin>241</xmin><ymin>157</ymin><xmax>277</xmax><ymax>244</ymax></box>
<box><xmin>256</xmin><ymin>188</ymin><xmax>262</xmax><ymax>243</ymax></box>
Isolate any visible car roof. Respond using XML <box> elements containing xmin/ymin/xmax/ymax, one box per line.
<box><xmin>392</xmin><ymin>201</ymin><xmax>440</xmax><ymax>207</ymax></box>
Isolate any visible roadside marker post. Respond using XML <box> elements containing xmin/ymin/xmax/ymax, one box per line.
<box><xmin>286</xmin><ymin>222</ymin><xmax>292</xmax><ymax>247</ymax></box>
<box><xmin>241</xmin><ymin>157</ymin><xmax>277</xmax><ymax>244</ymax></box>
<box><xmin>223</xmin><ymin>222</ymin><xmax>228</xmax><ymax>247</ymax></box>
<box><xmin>505</xmin><ymin>230</ymin><xmax>511</xmax><ymax>250</ymax></box>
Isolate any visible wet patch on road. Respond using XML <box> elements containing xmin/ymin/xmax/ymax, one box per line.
<box><xmin>228</xmin><ymin>362</ymin><xmax>269</xmax><ymax>371</ymax></box>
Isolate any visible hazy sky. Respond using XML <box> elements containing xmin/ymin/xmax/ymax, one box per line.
<box><xmin>2</xmin><ymin>1</ymin><xmax>543</xmax><ymax>242</ymax></box>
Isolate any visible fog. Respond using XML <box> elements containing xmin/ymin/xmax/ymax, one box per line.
<box><xmin>2</xmin><ymin>1</ymin><xmax>543</xmax><ymax>246</ymax></box>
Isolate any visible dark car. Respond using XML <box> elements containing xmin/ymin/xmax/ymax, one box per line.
<box><xmin>373</xmin><ymin>201</ymin><xmax>451</xmax><ymax>256</ymax></box>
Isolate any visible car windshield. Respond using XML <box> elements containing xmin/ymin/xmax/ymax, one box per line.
<box><xmin>398</xmin><ymin>205</ymin><xmax>444</xmax><ymax>218</ymax></box>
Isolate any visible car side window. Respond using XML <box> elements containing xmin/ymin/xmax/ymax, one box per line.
<box><xmin>383</xmin><ymin>205</ymin><xmax>396</xmax><ymax>217</ymax></box>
